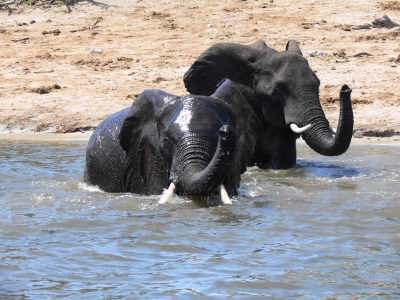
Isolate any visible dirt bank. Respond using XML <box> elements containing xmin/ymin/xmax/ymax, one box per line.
<box><xmin>1</xmin><ymin>0</ymin><xmax>399</xmax><ymax>138</ymax></box>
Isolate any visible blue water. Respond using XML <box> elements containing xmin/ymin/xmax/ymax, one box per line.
<box><xmin>1</xmin><ymin>139</ymin><xmax>399</xmax><ymax>299</ymax></box>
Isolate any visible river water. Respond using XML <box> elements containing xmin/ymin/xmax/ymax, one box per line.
<box><xmin>1</xmin><ymin>139</ymin><xmax>399</xmax><ymax>299</ymax></box>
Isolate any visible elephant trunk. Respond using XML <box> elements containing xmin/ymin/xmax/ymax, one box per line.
<box><xmin>301</xmin><ymin>84</ymin><xmax>353</xmax><ymax>156</ymax></box>
<box><xmin>178</xmin><ymin>125</ymin><xmax>236</xmax><ymax>196</ymax></box>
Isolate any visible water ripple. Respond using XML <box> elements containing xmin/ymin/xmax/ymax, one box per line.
<box><xmin>1</xmin><ymin>141</ymin><xmax>400</xmax><ymax>298</ymax></box>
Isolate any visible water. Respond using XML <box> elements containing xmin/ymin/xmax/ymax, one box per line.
<box><xmin>1</xmin><ymin>139</ymin><xmax>399</xmax><ymax>299</ymax></box>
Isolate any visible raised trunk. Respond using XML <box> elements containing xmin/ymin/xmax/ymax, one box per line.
<box><xmin>178</xmin><ymin>125</ymin><xmax>236</xmax><ymax>196</ymax></box>
<box><xmin>301</xmin><ymin>85</ymin><xmax>353</xmax><ymax>156</ymax></box>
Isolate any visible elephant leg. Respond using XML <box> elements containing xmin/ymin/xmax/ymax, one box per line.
<box><xmin>251</xmin><ymin>125</ymin><xmax>298</xmax><ymax>169</ymax></box>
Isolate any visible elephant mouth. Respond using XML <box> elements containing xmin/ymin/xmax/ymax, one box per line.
<box><xmin>158</xmin><ymin>182</ymin><xmax>232</xmax><ymax>205</ymax></box>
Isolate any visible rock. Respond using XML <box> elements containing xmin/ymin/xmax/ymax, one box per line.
<box><xmin>309</xmin><ymin>50</ymin><xmax>327</xmax><ymax>58</ymax></box>
<box><xmin>341</xmin><ymin>25</ymin><xmax>352</xmax><ymax>31</ymax></box>
<box><xmin>353</xmin><ymin>131</ymin><xmax>364</xmax><ymax>138</ymax></box>
<box><xmin>90</xmin><ymin>48</ymin><xmax>103</xmax><ymax>54</ymax></box>
<box><xmin>372</xmin><ymin>14</ymin><xmax>400</xmax><ymax>28</ymax></box>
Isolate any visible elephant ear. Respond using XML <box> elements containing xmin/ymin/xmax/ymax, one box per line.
<box><xmin>118</xmin><ymin>90</ymin><xmax>175</xmax><ymax>194</ymax></box>
<box><xmin>211</xmin><ymin>79</ymin><xmax>262</xmax><ymax>194</ymax></box>
<box><xmin>248</xmin><ymin>39</ymin><xmax>271</xmax><ymax>51</ymax></box>
<box><xmin>184</xmin><ymin>42</ymin><xmax>265</xmax><ymax>96</ymax></box>
<box><xmin>286</xmin><ymin>39</ymin><xmax>303</xmax><ymax>56</ymax></box>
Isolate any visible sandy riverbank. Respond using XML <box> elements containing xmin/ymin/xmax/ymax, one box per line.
<box><xmin>1</xmin><ymin>0</ymin><xmax>399</xmax><ymax>137</ymax></box>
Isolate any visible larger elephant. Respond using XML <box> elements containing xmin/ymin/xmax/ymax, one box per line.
<box><xmin>183</xmin><ymin>39</ymin><xmax>354</xmax><ymax>169</ymax></box>
<box><xmin>84</xmin><ymin>79</ymin><xmax>261</xmax><ymax>204</ymax></box>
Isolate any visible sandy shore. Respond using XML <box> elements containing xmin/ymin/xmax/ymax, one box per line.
<box><xmin>1</xmin><ymin>0</ymin><xmax>399</xmax><ymax>138</ymax></box>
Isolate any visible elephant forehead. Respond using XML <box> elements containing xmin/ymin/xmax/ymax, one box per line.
<box><xmin>174</xmin><ymin>102</ymin><xmax>193</xmax><ymax>131</ymax></box>
<box><xmin>258</xmin><ymin>52</ymin><xmax>307</xmax><ymax>72</ymax></box>
<box><xmin>257</xmin><ymin>57</ymin><xmax>318</xmax><ymax>88</ymax></box>
<box><xmin>165</xmin><ymin>98</ymin><xmax>232</xmax><ymax>132</ymax></box>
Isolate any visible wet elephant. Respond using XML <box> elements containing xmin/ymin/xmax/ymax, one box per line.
<box><xmin>83</xmin><ymin>79</ymin><xmax>261</xmax><ymax>204</ymax></box>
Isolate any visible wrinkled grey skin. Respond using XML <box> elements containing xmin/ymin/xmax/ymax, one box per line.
<box><xmin>184</xmin><ymin>39</ymin><xmax>354</xmax><ymax>169</ymax></box>
<box><xmin>84</xmin><ymin>79</ymin><xmax>261</xmax><ymax>200</ymax></box>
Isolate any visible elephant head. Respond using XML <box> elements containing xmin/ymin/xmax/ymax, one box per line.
<box><xmin>183</xmin><ymin>39</ymin><xmax>354</xmax><ymax>169</ymax></box>
<box><xmin>83</xmin><ymin>79</ymin><xmax>260</xmax><ymax>204</ymax></box>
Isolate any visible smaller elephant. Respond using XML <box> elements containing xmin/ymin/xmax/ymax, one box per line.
<box><xmin>83</xmin><ymin>79</ymin><xmax>261</xmax><ymax>204</ymax></box>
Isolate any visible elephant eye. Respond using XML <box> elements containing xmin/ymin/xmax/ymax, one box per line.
<box><xmin>274</xmin><ymin>86</ymin><xmax>286</xmax><ymax>101</ymax></box>
<box><xmin>162</xmin><ymin>136</ymin><xmax>172</xmax><ymax>152</ymax></box>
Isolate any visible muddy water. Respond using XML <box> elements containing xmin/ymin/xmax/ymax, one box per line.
<box><xmin>1</xmin><ymin>140</ymin><xmax>399</xmax><ymax>299</ymax></box>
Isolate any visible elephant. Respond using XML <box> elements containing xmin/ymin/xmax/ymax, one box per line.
<box><xmin>183</xmin><ymin>39</ymin><xmax>354</xmax><ymax>169</ymax></box>
<box><xmin>83</xmin><ymin>79</ymin><xmax>261</xmax><ymax>204</ymax></box>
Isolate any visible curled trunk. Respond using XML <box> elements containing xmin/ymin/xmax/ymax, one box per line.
<box><xmin>178</xmin><ymin>125</ymin><xmax>236</xmax><ymax>196</ymax></box>
<box><xmin>301</xmin><ymin>84</ymin><xmax>353</xmax><ymax>156</ymax></box>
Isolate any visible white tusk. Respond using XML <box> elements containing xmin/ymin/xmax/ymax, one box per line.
<box><xmin>290</xmin><ymin>123</ymin><xmax>312</xmax><ymax>134</ymax></box>
<box><xmin>158</xmin><ymin>182</ymin><xmax>176</xmax><ymax>204</ymax></box>
<box><xmin>219</xmin><ymin>184</ymin><xmax>232</xmax><ymax>205</ymax></box>
<box><xmin>329</xmin><ymin>126</ymin><xmax>337</xmax><ymax>134</ymax></box>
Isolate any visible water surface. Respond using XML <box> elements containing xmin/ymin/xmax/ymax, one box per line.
<box><xmin>1</xmin><ymin>140</ymin><xmax>399</xmax><ymax>299</ymax></box>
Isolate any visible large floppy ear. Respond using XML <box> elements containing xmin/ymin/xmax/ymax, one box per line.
<box><xmin>118</xmin><ymin>90</ymin><xmax>175</xmax><ymax>194</ymax></box>
<box><xmin>183</xmin><ymin>42</ymin><xmax>264</xmax><ymax>96</ymax></box>
<box><xmin>211</xmin><ymin>79</ymin><xmax>262</xmax><ymax>194</ymax></box>
<box><xmin>286</xmin><ymin>39</ymin><xmax>303</xmax><ymax>56</ymax></box>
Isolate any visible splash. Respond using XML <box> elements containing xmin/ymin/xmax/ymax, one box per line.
<box><xmin>78</xmin><ymin>182</ymin><xmax>103</xmax><ymax>193</ymax></box>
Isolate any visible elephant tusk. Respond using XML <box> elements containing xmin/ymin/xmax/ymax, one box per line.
<box><xmin>219</xmin><ymin>184</ymin><xmax>232</xmax><ymax>205</ymax></box>
<box><xmin>329</xmin><ymin>126</ymin><xmax>337</xmax><ymax>134</ymax></box>
<box><xmin>290</xmin><ymin>123</ymin><xmax>312</xmax><ymax>134</ymax></box>
<box><xmin>158</xmin><ymin>182</ymin><xmax>176</xmax><ymax>204</ymax></box>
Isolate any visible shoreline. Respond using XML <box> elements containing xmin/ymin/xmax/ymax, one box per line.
<box><xmin>1</xmin><ymin>131</ymin><xmax>399</xmax><ymax>146</ymax></box>
<box><xmin>0</xmin><ymin>131</ymin><xmax>93</xmax><ymax>142</ymax></box>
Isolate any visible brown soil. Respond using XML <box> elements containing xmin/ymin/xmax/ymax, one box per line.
<box><xmin>1</xmin><ymin>0</ymin><xmax>399</xmax><ymax>137</ymax></box>
<box><xmin>380</xmin><ymin>1</ymin><xmax>400</xmax><ymax>11</ymax></box>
